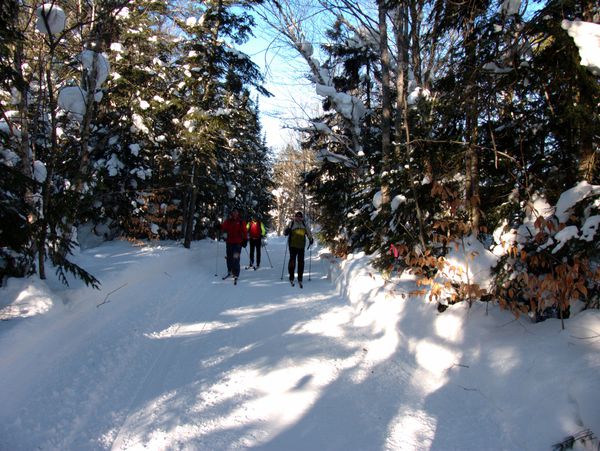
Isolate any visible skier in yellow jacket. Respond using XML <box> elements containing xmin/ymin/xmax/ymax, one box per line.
<box><xmin>284</xmin><ymin>211</ymin><xmax>313</xmax><ymax>288</ymax></box>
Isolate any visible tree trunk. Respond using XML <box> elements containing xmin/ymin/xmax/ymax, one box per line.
<box><xmin>77</xmin><ymin>51</ymin><xmax>99</xmax><ymax>193</ymax></box>
<box><xmin>577</xmin><ymin>0</ymin><xmax>598</xmax><ymax>182</ymax></box>
<box><xmin>578</xmin><ymin>134</ymin><xmax>597</xmax><ymax>182</ymax></box>
<box><xmin>183</xmin><ymin>185</ymin><xmax>198</xmax><ymax>248</ymax></box>
<box><xmin>14</xmin><ymin>40</ymin><xmax>33</xmax><ymax>180</ymax></box>
<box><xmin>394</xmin><ymin>2</ymin><xmax>427</xmax><ymax>249</ymax></box>
<box><xmin>378</xmin><ymin>0</ymin><xmax>392</xmax><ymax>206</ymax></box>
<box><xmin>464</xmin><ymin>14</ymin><xmax>481</xmax><ymax>236</ymax></box>
<box><xmin>39</xmin><ymin>60</ymin><xmax>60</xmax><ymax>279</ymax></box>
<box><xmin>183</xmin><ymin>162</ymin><xmax>197</xmax><ymax>249</ymax></box>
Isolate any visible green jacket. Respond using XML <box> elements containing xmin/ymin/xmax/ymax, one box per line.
<box><xmin>284</xmin><ymin>219</ymin><xmax>313</xmax><ymax>249</ymax></box>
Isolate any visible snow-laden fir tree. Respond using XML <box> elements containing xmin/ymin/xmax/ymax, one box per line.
<box><xmin>175</xmin><ymin>0</ymin><xmax>271</xmax><ymax>246</ymax></box>
<box><xmin>93</xmin><ymin>0</ymin><xmax>180</xmax><ymax>241</ymax></box>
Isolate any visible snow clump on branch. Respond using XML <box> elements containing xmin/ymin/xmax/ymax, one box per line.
<box><xmin>58</xmin><ymin>87</ymin><xmax>87</xmax><ymax>120</ymax></box>
<box><xmin>35</xmin><ymin>4</ymin><xmax>66</xmax><ymax>35</ymax></box>
<box><xmin>301</xmin><ymin>42</ymin><xmax>313</xmax><ymax>57</ymax></box>
<box><xmin>77</xmin><ymin>51</ymin><xmax>110</xmax><ymax>86</ymax></box>
<box><xmin>346</xmin><ymin>27</ymin><xmax>379</xmax><ymax>52</ymax></box>
<box><xmin>500</xmin><ymin>0</ymin><xmax>521</xmax><ymax>16</ymax></box>
<box><xmin>315</xmin><ymin>84</ymin><xmax>366</xmax><ymax>125</ymax></box>
<box><xmin>407</xmin><ymin>87</ymin><xmax>431</xmax><ymax>106</ymax></box>
<box><xmin>561</xmin><ymin>20</ymin><xmax>600</xmax><ymax>76</ymax></box>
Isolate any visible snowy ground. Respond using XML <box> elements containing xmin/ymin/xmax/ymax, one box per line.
<box><xmin>0</xmin><ymin>236</ymin><xmax>599</xmax><ymax>450</ymax></box>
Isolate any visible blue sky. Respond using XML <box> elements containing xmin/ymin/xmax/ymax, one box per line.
<box><xmin>239</xmin><ymin>16</ymin><xmax>320</xmax><ymax>150</ymax></box>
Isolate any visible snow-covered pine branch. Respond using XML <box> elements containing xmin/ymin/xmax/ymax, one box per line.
<box><xmin>258</xmin><ymin>0</ymin><xmax>366</xmax><ymax>160</ymax></box>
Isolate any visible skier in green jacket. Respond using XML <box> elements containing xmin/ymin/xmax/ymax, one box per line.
<box><xmin>284</xmin><ymin>211</ymin><xmax>313</xmax><ymax>288</ymax></box>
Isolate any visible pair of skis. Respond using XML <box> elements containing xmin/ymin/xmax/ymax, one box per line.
<box><xmin>290</xmin><ymin>280</ymin><xmax>303</xmax><ymax>289</ymax></box>
<box><xmin>221</xmin><ymin>273</ymin><xmax>238</xmax><ymax>285</ymax></box>
<box><xmin>222</xmin><ymin>273</ymin><xmax>304</xmax><ymax>289</ymax></box>
<box><xmin>221</xmin><ymin>266</ymin><xmax>259</xmax><ymax>285</ymax></box>
<box><xmin>244</xmin><ymin>265</ymin><xmax>258</xmax><ymax>271</ymax></box>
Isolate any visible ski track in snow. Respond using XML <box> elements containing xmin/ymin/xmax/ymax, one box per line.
<box><xmin>1</xmin><ymin>237</ymin><xmax>599</xmax><ymax>450</ymax></box>
<box><xmin>0</xmin><ymin>238</ymin><xmax>362</xmax><ymax>450</ymax></box>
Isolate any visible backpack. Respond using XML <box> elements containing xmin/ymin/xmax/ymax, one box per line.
<box><xmin>248</xmin><ymin>221</ymin><xmax>262</xmax><ymax>239</ymax></box>
<box><xmin>287</xmin><ymin>220</ymin><xmax>307</xmax><ymax>249</ymax></box>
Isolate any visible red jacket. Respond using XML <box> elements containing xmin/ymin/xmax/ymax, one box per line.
<box><xmin>221</xmin><ymin>218</ymin><xmax>247</xmax><ymax>244</ymax></box>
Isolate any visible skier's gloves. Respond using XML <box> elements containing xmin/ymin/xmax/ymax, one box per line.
<box><xmin>221</xmin><ymin>232</ymin><xmax>228</xmax><ymax>241</ymax></box>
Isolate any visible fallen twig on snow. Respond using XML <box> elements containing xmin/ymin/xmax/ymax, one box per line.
<box><xmin>96</xmin><ymin>283</ymin><xmax>128</xmax><ymax>308</ymax></box>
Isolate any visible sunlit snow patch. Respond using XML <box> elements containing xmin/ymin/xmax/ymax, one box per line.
<box><xmin>145</xmin><ymin>321</ymin><xmax>239</xmax><ymax>339</ymax></box>
<box><xmin>0</xmin><ymin>282</ymin><xmax>53</xmax><ymax>320</ymax></box>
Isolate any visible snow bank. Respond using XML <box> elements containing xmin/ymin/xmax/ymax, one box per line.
<box><xmin>444</xmin><ymin>235</ymin><xmax>498</xmax><ymax>289</ymax></box>
<box><xmin>0</xmin><ymin>239</ymin><xmax>598</xmax><ymax>450</ymax></box>
<box><xmin>0</xmin><ymin>278</ymin><xmax>54</xmax><ymax>321</ymax></box>
<box><xmin>333</xmin><ymin>250</ymin><xmax>600</xmax><ymax>449</ymax></box>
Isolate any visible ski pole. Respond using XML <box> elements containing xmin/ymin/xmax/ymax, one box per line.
<box><xmin>280</xmin><ymin>244</ymin><xmax>288</xmax><ymax>280</ymax></box>
<box><xmin>308</xmin><ymin>244</ymin><xmax>312</xmax><ymax>281</ymax></box>
<box><xmin>263</xmin><ymin>242</ymin><xmax>274</xmax><ymax>268</ymax></box>
<box><xmin>242</xmin><ymin>244</ymin><xmax>250</xmax><ymax>268</ymax></box>
<box><xmin>214</xmin><ymin>236</ymin><xmax>219</xmax><ymax>276</ymax></box>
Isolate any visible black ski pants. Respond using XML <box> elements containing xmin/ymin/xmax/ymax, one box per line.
<box><xmin>288</xmin><ymin>246</ymin><xmax>305</xmax><ymax>282</ymax></box>
<box><xmin>249</xmin><ymin>238</ymin><xmax>262</xmax><ymax>267</ymax></box>
<box><xmin>226</xmin><ymin>243</ymin><xmax>242</xmax><ymax>277</ymax></box>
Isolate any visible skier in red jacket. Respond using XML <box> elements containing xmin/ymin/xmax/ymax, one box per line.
<box><xmin>246</xmin><ymin>215</ymin><xmax>266</xmax><ymax>269</ymax></box>
<box><xmin>220</xmin><ymin>209</ymin><xmax>247</xmax><ymax>283</ymax></box>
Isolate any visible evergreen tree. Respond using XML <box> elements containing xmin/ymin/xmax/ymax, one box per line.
<box><xmin>231</xmin><ymin>95</ymin><xmax>274</xmax><ymax>222</ymax></box>
<box><xmin>0</xmin><ymin>0</ymin><xmax>34</xmax><ymax>283</ymax></box>
<box><xmin>93</xmin><ymin>0</ymin><xmax>181</xmax><ymax>240</ymax></box>
<box><xmin>175</xmin><ymin>0</ymin><xmax>271</xmax><ymax>245</ymax></box>
<box><xmin>526</xmin><ymin>1</ymin><xmax>599</xmax><ymax>192</ymax></box>
<box><xmin>0</xmin><ymin>1</ymin><xmax>108</xmax><ymax>286</ymax></box>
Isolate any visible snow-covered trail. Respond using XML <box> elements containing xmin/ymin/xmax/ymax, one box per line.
<box><xmin>2</xmin><ymin>236</ymin><xmax>599</xmax><ymax>450</ymax></box>
<box><xmin>0</xmin><ymin>237</ymin><xmax>400</xmax><ymax>450</ymax></box>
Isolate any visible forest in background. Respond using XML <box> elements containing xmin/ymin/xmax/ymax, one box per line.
<box><xmin>1</xmin><ymin>0</ymin><xmax>274</xmax><ymax>287</ymax></box>
<box><xmin>1</xmin><ymin>0</ymin><xmax>599</xmax><ymax>320</ymax></box>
